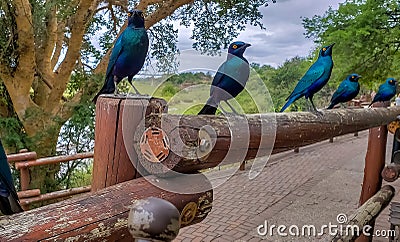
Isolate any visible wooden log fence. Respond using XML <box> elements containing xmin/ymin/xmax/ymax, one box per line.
<box><xmin>0</xmin><ymin>174</ymin><xmax>213</xmax><ymax>241</ymax></box>
<box><xmin>135</xmin><ymin>105</ymin><xmax>400</xmax><ymax>175</ymax></box>
<box><xmin>2</xmin><ymin>96</ymin><xmax>400</xmax><ymax>241</ymax></box>
<box><xmin>6</xmin><ymin>150</ymin><xmax>94</xmax><ymax>209</ymax></box>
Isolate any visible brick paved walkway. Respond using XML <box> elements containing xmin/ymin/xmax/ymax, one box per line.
<box><xmin>175</xmin><ymin>130</ymin><xmax>400</xmax><ymax>241</ymax></box>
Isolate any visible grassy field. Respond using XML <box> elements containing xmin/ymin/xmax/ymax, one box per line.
<box><xmin>131</xmin><ymin>71</ymin><xmax>276</xmax><ymax>115</ymax></box>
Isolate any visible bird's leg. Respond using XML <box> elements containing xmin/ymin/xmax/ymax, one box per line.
<box><xmin>309</xmin><ymin>98</ymin><xmax>322</xmax><ymax>115</ymax></box>
<box><xmin>131</xmin><ymin>84</ymin><xmax>142</xmax><ymax>96</ymax></box>
<box><xmin>219</xmin><ymin>104</ymin><xmax>228</xmax><ymax>114</ymax></box>
<box><xmin>128</xmin><ymin>76</ymin><xmax>142</xmax><ymax>96</ymax></box>
<box><xmin>224</xmin><ymin>100</ymin><xmax>239</xmax><ymax>115</ymax></box>
<box><xmin>113</xmin><ymin>76</ymin><xmax>119</xmax><ymax>95</ymax></box>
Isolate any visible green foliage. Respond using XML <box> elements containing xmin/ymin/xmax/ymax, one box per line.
<box><xmin>160</xmin><ymin>83</ymin><xmax>180</xmax><ymax>100</ymax></box>
<box><xmin>302</xmin><ymin>0</ymin><xmax>400</xmax><ymax>88</ymax></box>
<box><xmin>56</xmin><ymin>101</ymin><xmax>95</xmax><ymax>189</ymax></box>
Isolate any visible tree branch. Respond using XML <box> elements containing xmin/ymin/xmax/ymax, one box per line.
<box><xmin>9</xmin><ymin>0</ymin><xmax>36</xmax><ymax>96</ymax></box>
<box><xmin>135</xmin><ymin>0</ymin><xmax>163</xmax><ymax>11</ymax></box>
<box><xmin>51</xmin><ymin>21</ymin><xmax>66</xmax><ymax>70</ymax></box>
<box><xmin>46</xmin><ymin>0</ymin><xmax>100</xmax><ymax>113</ymax></box>
<box><xmin>93</xmin><ymin>0</ymin><xmax>193</xmax><ymax>76</ymax></box>
<box><xmin>145</xmin><ymin>0</ymin><xmax>194</xmax><ymax>29</ymax></box>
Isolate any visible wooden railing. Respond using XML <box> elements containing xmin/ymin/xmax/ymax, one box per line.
<box><xmin>1</xmin><ymin>96</ymin><xmax>399</xmax><ymax>241</ymax></box>
<box><xmin>7</xmin><ymin>150</ymin><xmax>93</xmax><ymax>210</ymax></box>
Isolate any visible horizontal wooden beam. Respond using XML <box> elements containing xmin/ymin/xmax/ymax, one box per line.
<box><xmin>0</xmin><ymin>174</ymin><xmax>212</xmax><ymax>241</ymax></box>
<box><xmin>7</xmin><ymin>151</ymin><xmax>37</xmax><ymax>163</ymax></box>
<box><xmin>19</xmin><ymin>186</ymin><xmax>91</xmax><ymax>206</ymax></box>
<box><xmin>17</xmin><ymin>189</ymin><xmax>41</xmax><ymax>199</ymax></box>
<box><xmin>14</xmin><ymin>152</ymin><xmax>94</xmax><ymax>169</ymax></box>
<box><xmin>137</xmin><ymin>107</ymin><xmax>400</xmax><ymax>174</ymax></box>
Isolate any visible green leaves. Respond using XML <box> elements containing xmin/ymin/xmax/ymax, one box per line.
<box><xmin>303</xmin><ymin>0</ymin><xmax>400</xmax><ymax>87</ymax></box>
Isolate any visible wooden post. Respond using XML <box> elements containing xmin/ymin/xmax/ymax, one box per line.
<box><xmin>91</xmin><ymin>95</ymin><xmax>167</xmax><ymax>192</ymax></box>
<box><xmin>329</xmin><ymin>137</ymin><xmax>334</xmax><ymax>143</ymax></box>
<box><xmin>294</xmin><ymin>147</ymin><xmax>299</xmax><ymax>153</ymax></box>
<box><xmin>356</xmin><ymin>102</ymin><xmax>389</xmax><ymax>242</ymax></box>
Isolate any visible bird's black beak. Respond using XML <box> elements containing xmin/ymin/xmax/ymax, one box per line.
<box><xmin>244</xmin><ymin>43</ymin><xmax>251</xmax><ymax>48</ymax></box>
<box><xmin>328</xmin><ymin>43</ymin><xmax>335</xmax><ymax>49</ymax></box>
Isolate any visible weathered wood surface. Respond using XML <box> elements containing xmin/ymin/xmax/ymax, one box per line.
<box><xmin>0</xmin><ymin>174</ymin><xmax>212</xmax><ymax>241</ymax></box>
<box><xmin>324</xmin><ymin>185</ymin><xmax>395</xmax><ymax>242</ymax></box>
<box><xmin>136</xmin><ymin>106</ymin><xmax>400</xmax><ymax>174</ymax></box>
<box><xmin>356</xmin><ymin>102</ymin><xmax>389</xmax><ymax>242</ymax></box>
<box><xmin>91</xmin><ymin>95</ymin><xmax>167</xmax><ymax>191</ymax></box>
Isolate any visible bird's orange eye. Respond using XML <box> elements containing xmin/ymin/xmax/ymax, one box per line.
<box><xmin>352</xmin><ymin>76</ymin><xmax>355</xmax><ymax>79</ymax></box>
<box><xmin>232</xmin><ymin>44</ymin><xmax>238</xmax><ymax>49</ymax></box>
<box><xmin>322</xmin><ymin>47</ymin><xmax>327</xmax><ymax>51</ymax></box>
<box><xmin>128</xmin><ymin>12</ymin><xmax>132</xmax><ymax>17</ymax></box>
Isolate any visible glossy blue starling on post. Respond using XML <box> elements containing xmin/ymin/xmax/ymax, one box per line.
<box><xmin>280</xmin><ymin>43</ymin><xmax>335</xmax><ymax>113</ymax></box>
<box><xmin>0</xmin><ymin>140</ymin><xmax>23</xmax><ymax>215</ymax></box>
<box><xmin>327</xmin><ymin>73</ymin><xmax>361</xmax><ymax>109</ymax></box>
<box><xmin>93</xmin><ymin>9</ymin><xmax>149</xmax><ymax>103</ymax></box>
<box><xmin>198</xmin><ymin>41</ymin><xmax>251</xmax><ymax>115</ymax></box>
<box><xmin>369</xmin><ymin>78</ymin><xmax>398</xmax><ymax>107</ymax></box>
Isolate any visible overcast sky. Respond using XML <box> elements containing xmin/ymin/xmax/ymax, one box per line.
<box><xmin>176</xmin><ymin>0</ymin><xmax>344</xmax><ymax>68</ymax></box>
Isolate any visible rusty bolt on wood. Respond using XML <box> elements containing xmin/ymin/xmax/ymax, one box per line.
<box><xmin>128</xmin><ymin>197</ymin><xmax>181</xmax><ymax>242</ymax></box>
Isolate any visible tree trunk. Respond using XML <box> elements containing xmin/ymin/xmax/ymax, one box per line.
<box><xmin>22</xmin><ymin>111</ymin><xmax>64</xmax><ymax>193</ymax></box>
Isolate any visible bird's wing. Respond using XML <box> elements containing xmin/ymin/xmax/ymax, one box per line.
<box><xmin>105</xmin><ymin>33</ymin><xmax>125</xmax><ymax>78</ymax></box>
<box><xmin>331</xmin><ymin>82</ymin><xmax>349</xmax><ymax>102</ymax></box>
<box><xmin>287</xmin><ymin>63</ymin><xmax>325</xmax><ymax>100</ymax></box>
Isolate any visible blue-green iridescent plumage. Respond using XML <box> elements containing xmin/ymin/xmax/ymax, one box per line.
<box><xmin>0</xmin><ymin>140</ymin><xmax>23</xmax><ymax>215</ymax></box>
<box><xmin>369</xmin><ymin>78</ymin><xmax>398</xmax><ymax>107</ymax></box>
<box><xmin>280</xmin><ymin>44</ymin><xmax>335</xmax><ymax>113</ymax></box>
<box><xmin>198</xmin><ymin>41</ymin><xmax>251</xmax><ymax>115</ymax></box>
<box><xmin>327</xmin><ymin>74</ymin><xmax>361</xmax><ymax>109</ymax></box>
<box><xmin>93</xmin><ymin>10</ymin><xmax>149</xmax><ymax>103</ymax></box>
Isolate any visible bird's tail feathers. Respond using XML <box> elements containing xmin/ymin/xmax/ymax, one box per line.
<box><xmin>198</xmin><ymin>104</ymin><xmax>217</xmax><ymax>115</ymax></box>
<box><xmin>92</xmin><ymin>75</ymin><xmax>115</xmax><ymax>104</ymax></box>
<box><xmin>198</xmin><ymin>98</ymin><xmax>218</xmax><ymax>115</ymax></box>
<box><xmin>368</xmin><ymin>102</ymin><xmax>374</xmax><ymax>108</ymax></box>
<box><xmin>280</xmin><ymin>94</ymin><xmax>300</xmax><ymax>112</ymax></box>
<box><xmin>327</xmin><ymin>102</ymin><xmax>335</xmax><ymax>109</ymax></box>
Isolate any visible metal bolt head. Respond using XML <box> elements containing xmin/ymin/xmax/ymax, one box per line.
<box><xmin>128</xmin><ymin>197</ymin><xmax>181</xmax><ymax>242</ymax></box>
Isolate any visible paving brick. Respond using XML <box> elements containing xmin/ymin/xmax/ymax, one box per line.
<box><xmin>174</xmin><ymin>131</ymin><xmax>397</xmax><ymax>242</ymax></box>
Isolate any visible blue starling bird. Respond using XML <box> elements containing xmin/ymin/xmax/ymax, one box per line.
<box><xmin>198</xmin><ymin>41</ymin><xmax>251</xmax><ymax>115</ymax></box>
<box><xmin>93</xmin><ymin>9</ymin><xmax>149</xmax><ymax>103</ymax></box>
<box><xmin>369</xmin><ymin>78</ymin><xmax>398</xmax><ymax>107</ymax></box>
<box><xmin>280</xmin><ymin>43</ymin><xmax>335</xmax><ymax>113</ymax></box>
<box><xmin>0</xmin><ymin>140</ymin><xmax>23</xmax><ymax>215</ymax></box>
<box><xmin>327</xmin><ymin>74</ymin><xmax>361</xmax><ymax>109</ymax></box>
